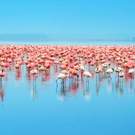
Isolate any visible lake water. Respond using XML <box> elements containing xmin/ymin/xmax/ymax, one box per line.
<box><xmin>0</xmin><ymin>62</ymin><xmax>135</xmax><ymax>135</ymax></box>
<box><xmin>0</xmin><ymin>37</ymin><xmax>135</xmax><ymax>135</ymax></box>
<box><xmin>0</xmin><ymin>34</ymin><xmax>135</xmax><ymax>46</ymax></box>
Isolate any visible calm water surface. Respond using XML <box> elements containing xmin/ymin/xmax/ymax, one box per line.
<box><xmin>0</xmin><ymin>64</ymin><xmax>135</xmax><ymax>135</ymax></box>
<box><xmin>0</xmin><ymin>34</ymin><xmax>135</xmax><ymax>46</ymax></box>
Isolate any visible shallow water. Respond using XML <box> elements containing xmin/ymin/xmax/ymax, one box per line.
<box><xmin>0</xmin><ymin>65</ymin><xmax>135</xmax><ymax>135</ymax></box>
<box><xmin>0</xmin><ymin>34</ymin><xmax>135</xmax><ymax>46</ymax></box>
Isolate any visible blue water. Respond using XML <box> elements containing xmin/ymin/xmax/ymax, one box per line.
<box><xmin>0</xmin><ymin>64</ymin><xmax>135</xmax><ymax>135</ymax></box>
<box><xmin>0</xmin><ymin>34</ymin><xmax>135</xmax><ymax>46</ymax></box>
<box><xmin>0</xmin><ymin>35</ymin><xmax>135</xmax><ymax>135</ymax></box>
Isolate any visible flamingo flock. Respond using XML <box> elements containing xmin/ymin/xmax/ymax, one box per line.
<box><xmin>0</xmin><ymin>45</ymin><xmax>135</xmax><ymax>100</ymax></box>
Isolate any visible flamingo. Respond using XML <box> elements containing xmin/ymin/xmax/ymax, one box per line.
<box><xmin>83</xmin><ymin>71</ymin><xmax>92</xmax><ymax>78</ymax></box>
<box><xmin>128</xmin><ymin>68</ymin><xmax>135</xmax><ymax>74</ymax></box>
<box><xmin>95</xmin><ymin>66</ymin><xmax>103</xmax><ymax>73</ymax></box>
<box><xmin>38</xmin><ymin>65</ymin><xmax>46</xmax><ymax>72</ymax></box>
<box><xmin>30</xmin><ymin>69</ymin><xmax>38</xmax><ymax>76</ymax></box>
<box><xmin>57</xmin><ymin>73</ymin><xmax>67</xmax><ymax>80</ymax></box>
<box><xmin>115</xmin><ymin>67</ymin><xmax>123</xmax><ymax>72</ymax></box>
<box><xmin>119</xmin><ymin>71</ymin><xmax>124</xmax><ymax>78</ymax></box>
<box><xmin>106</xmin><ymin>68</ymin><xmax>114</xmax><ymax>74</ymax></box>
<box><xmin>0</xmin><ymin>69</ymin><xmax>5</xmax><ymax>79</ymax></box>
<box><xmin>1</xmin><ymin>45</ymin><xmax>135</xmax><ymax>98</ymax></box>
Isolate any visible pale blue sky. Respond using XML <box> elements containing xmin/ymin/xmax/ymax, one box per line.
<box><xmin>0</xmin><ymin>0</ymin><xmax>135</xmax><ymax>39</ymax></box>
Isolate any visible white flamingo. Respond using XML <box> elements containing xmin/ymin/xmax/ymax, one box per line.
<box><xmin>128</xmin><ymin>68</ymin><xmax>135</xmax><ymax>74</ymax></box>
<box><xmin>106</xmin><ymin>67</ymin><xmax>114</xmax><ymax>74</ymax></box>
<box><xmin>83</xmin><ymin>71</ymin><xmax>92</xmax><ymax>78</ymax></box>
<box><xmin>115</xmin><ymin>67</ymin><xmax>123</xmax><ymax>72</ymax></box>
<box><xmin>119</xmin><ymin>71</ymin><xmax>124</xmax><ymax>78</ymax></box>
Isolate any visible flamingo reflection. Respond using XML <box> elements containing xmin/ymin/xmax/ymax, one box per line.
<box><xmin>83</xmin><ymin>77</ymin><xmax>91</xmax><ymax>101</ymax></box>
<box><xmin>56</xmin><ymin>77</ymin><xmax>67</xmax><ymax>101</ymax></box>
<box><xmin>0</xmin><ymin>69</ymin><xmax>5</xmax><ymax>102</ymax></box>
<box><xmin>115</xmin><ymin>77</ymin><xmax>124</xmax><ymax>96</ymax></box>
<box><xmin>30</xmin><ymin>69</ymin><xmax>38</xmax><ymax>99</ymax></box>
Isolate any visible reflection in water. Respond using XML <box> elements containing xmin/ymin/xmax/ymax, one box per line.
<box><xmin>1</xmin><ymin>45</ymin><xmax>135</xmax><ymax>103</ymax></box>
<box><xmin>83</xmin><ymin>77</ymin><xmax>91</xmax><ymax>101</ymax></box>
<box><xmin>41</xmin><ymin>70</ymin><xmax>50</xmax><ymax>82</ymax></box>
<box><xmin>56</xmin><ymin>75</ymin><xmax>91</xmax><ymax>101</ymax></box>
<box><xmin>115</xmin><ymin>77</ymin><xmax>124</xmax><ymax>96</ymax></box>
<box><xmin>56</xmin><ymin>79</ymin><xmax>67</xmax><ymax>101</ymax></box>
<box><xmin>15</xmin><ymin>69</ymin><xmax>22</xmax><ymax>80</ymax></box>
<box><xmin>0</xmin><ymin>78</ymin><xmax>4</xmax><ymax>102</ymax></box>
<box><xmin>1</xmin><ymin>65</ymin><xmax>135</xmax><ymax>102</ymax></box>
<box><xmin>96</xmin><ymin>73</ymin><xmax>105</xmax><ymax>96</ymax></box>
<box><xmin>26</xmin><ymin>67</ymin><xmax>38</xmax><ymax>99</ymax></box>
<box><xmin>129</xmin><ymin>79</ymin><xmax>135</xmax><ymax>93</ymax></box>
<box><xmin>30</xmin><ymin>78</ymin><xmax>37</xmax><ymax>99</ymax></box>
<box><xmin>56</xmin><ymin>68</ymin><xmax>135</xmax><ymax>101</ymax></box>
<box><xmin>107</xmin><ymin>76</ymin><xmax>114</xmax><ymax>93</ymax></box>
<box><xmin>70</xmin><ymin>77</ymin><xmax>79</xmax><ymax>95</ymax></box>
